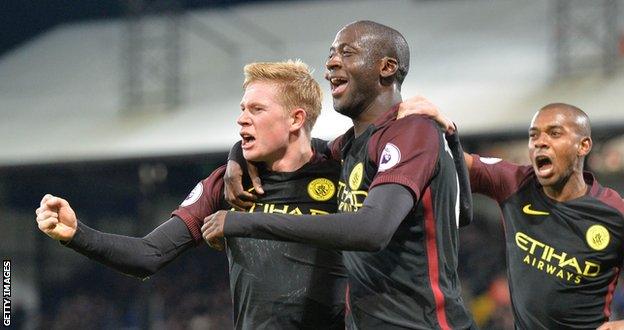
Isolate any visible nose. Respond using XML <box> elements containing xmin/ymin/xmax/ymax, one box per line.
<box><xmin>532</xmin><ymin>132</ymin><xmax>548</xmax><ymax>149</ymax></box>
<box><xmin>237</xmin><ymin>109</ymin><xmax>251</xmax><ymax>127</ymax></box>
<box><xmin>325</xmin><ymin>53</ymin><xmax>341</xmax><ymax>72</ymax></box>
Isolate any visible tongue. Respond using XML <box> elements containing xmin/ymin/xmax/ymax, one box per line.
<box><xmin>332</xmin><ymin>83</ymin><xmax>347</xmax><ymax>96</ymax></box>
<box><xmin>242</xmin><ymin>138</ymin><xmax>255</xmax><ymax>148</ymax></box>
<box><xmin>537</xmin><ymin>163</ymin><xmax>554</xmax><ymax>176</ymax></box>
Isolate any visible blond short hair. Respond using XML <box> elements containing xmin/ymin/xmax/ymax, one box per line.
<box><xmin>243</xmin><ymin>60</ymin><xmax>322</xmax><ymax>133</ymax></box>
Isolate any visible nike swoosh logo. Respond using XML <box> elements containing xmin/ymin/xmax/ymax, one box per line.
<box><xmin>522</xmin><ymin>204</ymin><xmax>550</xmax><ymax>216</ymax></box>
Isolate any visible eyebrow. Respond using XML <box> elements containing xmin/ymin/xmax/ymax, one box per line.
<box><xmin>529</xmin><ymin>124</ymin><xmax>565</xmax><ymax>131</ymax></box>
<box><xmin>241</xmin><ymin>101</ymin><xmax>266</xmax><ymax>108</ymax></box>
<box><xmin>329</xmin><ymin>42</ymin><xmax>354</xmax><ymax>52</ymax></box>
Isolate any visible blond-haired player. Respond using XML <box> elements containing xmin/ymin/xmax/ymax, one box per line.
<box><xmin>36</xmin><ymin>60</ymin><xmax>348</xmax><ymax>329</ymax></box>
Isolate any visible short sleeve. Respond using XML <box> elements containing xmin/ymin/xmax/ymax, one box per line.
<box><xmin>368</xmin><ymin>116</ymin><xmax>440</xmax><ymax>201</ymax></box>
<box><xmin>470</xmin><ymin>154</ymin><xmax>533</xmax><ymax>203</ymax></box>
<box><xmin>172</xmin><ymin>166</ymin><xmax>226</xmax><ymax>243</ymax></box>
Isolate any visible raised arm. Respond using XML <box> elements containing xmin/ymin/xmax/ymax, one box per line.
<box><xmin>35</xmin><ymin>194</ymin><xmax>194</xmax><ymax>280</ymax></box>
<box><xmin>224</xmin><ymin>141</ymin><xmax>262</xmax><ymax>210</ymax></box>
<box><xmin>203</xmin><ymin>184</ymin><xmax>414</xmax><ymax>252</ymax></box>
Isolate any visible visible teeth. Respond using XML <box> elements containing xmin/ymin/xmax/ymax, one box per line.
<box><xmin>330</xmin><ymin>78</ymin><xmax>346</xmax><ymax>85</ymax></box>
<box><xmin>241</xmin><ymin>134</ymin><xmax>255</xmax><ymax>142</ymax></box>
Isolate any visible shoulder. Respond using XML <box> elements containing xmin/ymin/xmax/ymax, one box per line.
<box><xmin>204</xmin><ymin>165</ymin><xmax>227</xmax><ymax>184</ymax></box>
<box><xmin>594</xmin><ymin>184</ymin><xmax>624</xmax><ymax>218</ymax></box>
<box><xmin>381</xmin><ymin>115</ymin><xmax>438</xmax><ymax>133</ymax></box>
<box><xmin>372</xmin><ymin>115</ymin><xmax>440</xmax><ymax>146</ymax></box>
<box><xmin>306</xmin><ymin>153</ymin><xmax>341</xmax><ymax>173</ymax></box>
<box><xmin>193</xmin><ymin>165</ymin><xmax>227</xmax><ymax>198</ymax></box>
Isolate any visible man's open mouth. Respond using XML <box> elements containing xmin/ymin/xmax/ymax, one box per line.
<box><xmin>240</xmin><ymin>133</ymin><xmax>256</xmax><ymax>148</ymax></box>
<box><xmin>534</xmin><ymin>155</ymin><xmax>553</xmax><ymax>175</ymax></box>
<box><xmin>329</xmin><ymin>77</ymin><xmax>348</xmax><ymax>97</ymax></box>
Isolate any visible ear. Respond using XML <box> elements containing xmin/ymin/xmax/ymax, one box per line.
<box><xmin>578</xmin><ymin>136</ymin><xmax>592</xmax><ymax>157</ymax></box>
<box><xmin>380</xmin><ymin>56</ymin><xmax>398</xmax><ymax>79</ymax></box>
<box><xmin>289</xmin><ymin>108</ymin><xmax>307</xmax><ymax>132</ymax></box>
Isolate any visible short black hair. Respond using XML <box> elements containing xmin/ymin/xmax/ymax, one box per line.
<box><xmin>347</xmin><ymin>20</ymin><xmax>410</xmax><ymax>86</ymax></box>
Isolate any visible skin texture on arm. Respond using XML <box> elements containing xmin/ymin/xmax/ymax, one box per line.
<box><xmin>202</xmin><ymin>184</ymin><xmax>414</xmax><ymax>252</ymax></box>
<box><xmin>35</xmin><ymin>194</ymin><xmax>195</xmax><ymax>280</ymax></box>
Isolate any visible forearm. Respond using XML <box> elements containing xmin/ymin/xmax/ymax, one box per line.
<box><xmin>224</xmin><ymin>184</ymin><xmax>413</xmax><ymax>251</ymax></box>
<box><xmin>65</xmin><ymin>216</ymin><xmax>194</xmax><ymax>279</ymax></box>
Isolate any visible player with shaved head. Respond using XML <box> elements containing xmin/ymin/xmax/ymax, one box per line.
<box><xmin>204</xmin><ymin>20</ymin><xmax>475</xmax><ymax>329</ymax></box>
<box><xmin>415</xmin><ymin>102</ymin><xmax>624</xmax><ymax>329</ymax></box>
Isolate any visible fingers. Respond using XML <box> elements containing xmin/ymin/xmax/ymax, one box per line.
<box><xmin>45</xmin><ymin>196</ymin><xmax>68</xmax><ymax>209</ymax></box>
<box><xmin>208</xmin><ymin>237</ymin><xmax>225</xmax><ymax>251</ymax></box>
<box><xmin>201</xmin><ymin>222</ymin><xmax>224</xmax><ymax>251</ymax></box>
<box><xmin>39</xmin><ymin>194</ymin><xmax>54</xmax><ymax>210</ymax></box>
<box><xmin>37</xmin><ymin>194</ymin><xmax>65</xmax><ymax>216</ymax></box>
<box><xmin>201</xmin><ymin>212</ymin><xmax>226</xmax><ymax>251</ymax></box>
<box><xmin>247</xmin><ymin>162</ymin><xmax>264</xmax><ymax>195</ymax></box>
<box><xmin>397</xmin><ymin>99</ymin><xmax>439</xmax><ymax>119</ymax></box>
<box><xmin>36</xmin><ymin>209</ymin><xmax>59</xmax><ymax>232</ymax></box>
<box><xmin>227</xmin><ymin>189</ymin><xmax>257</xmax><ymax>211</ymax></box>
<box><xmin>440</xmin><ymin>115</ymin><xmax>456</xmax><ymax>135</ymax></box>
<box><xmin>200</xmin><ymin>214</ymin><xmax>211</xmax><ymax>233</ymax></box>
<box><xmin>37</xmin><ymin>218</ymin><xmax>59</xmax><ymax>232</ymax></box>
<box><xmin>36</xmin><ymin>209</ymin><xmax>58</xmax><ymax>222</ymax></box>
<box><xmin>224</xmin><ymin>160</ymin><xmax>258</xmax><ymax>210</ymax></box>
<box><xmin>36</xmin><ymin>198</ymin><xmax>59</xmax><ymax>234</ymax></box>
<box><xmin>200</xmin><ymin>214</ymin><xmax>218</xmax><ymax>240</ymax></box>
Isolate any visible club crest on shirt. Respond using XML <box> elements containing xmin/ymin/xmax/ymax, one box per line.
<box><xmin>307</xmin><ymin>178</ymin><xmax>336</xmax><ymax>202</ymax></box>
<box><xmin>586</xmin><ymin>225</ymin><xmax>610</xmax><ymax>251</ymax></box>
<box><xmin>349</xmin><ymin>163</ymin><xmax>364</xmax><ymax>190</ymax></box>
<box><xmin>378</xmin><ymin>143</ymin><xmax>401</xmax><ymax>172</ymax></box>
<box><xmin>180</xmin><ymin>182</ymin><xmax>203</xmax><ymax>207</ymax></box>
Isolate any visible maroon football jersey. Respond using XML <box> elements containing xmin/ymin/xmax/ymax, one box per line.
<box><xmin>471</xmin><ymin>155</ymin><xmax>624</xmax><ymax>329</ymax></box>
<box><xmin>329</xmin><ymin>105</ymin><xmax>473</xmax><ymax>329</ymax></box>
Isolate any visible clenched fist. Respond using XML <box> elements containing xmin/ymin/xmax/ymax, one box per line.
<box><xmin>35</xmin><ymin>194</ymin><xmax>77</xmax><ymax>241</ymax></box>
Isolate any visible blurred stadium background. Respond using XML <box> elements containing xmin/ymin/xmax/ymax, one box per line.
<box><xmin>1</xmin><ymin>0</ymin><xmax>624</xmax><ymax>328</ymax></box>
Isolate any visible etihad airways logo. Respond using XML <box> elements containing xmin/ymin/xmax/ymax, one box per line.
<box><xmin>233</xmin><ymin>203</ymin><xmax>330</xmax><ymax>216</ymax></box>
<box><xmin>522</xmin><ymin>204</ymin><xmax>549</xmax><ymax>216</ymax></box>
<box><xmin>337</xmin><ymin>181</ymin><xmax>368</xmax><ymax>212</ymax></box>
<box><xmin>516</xmin><ymin>232</ymin><xmax>600</xmax><ymax>284</ymax></box>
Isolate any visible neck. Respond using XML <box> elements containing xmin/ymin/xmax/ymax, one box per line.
<box><xmin>352</xmin><ymin>86</ymin><xmax>402</xmax><ymax>137</ymax></box>
<box><xmin>265</xmin><ymin>133</ymin><xmax>313</xmax><ymax>172</ymax></box>
<box><xmin>542</xmin><ymin>167</ymin><xmax>587</xmax><ymax>202</ymax></box>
